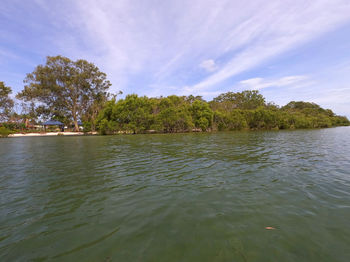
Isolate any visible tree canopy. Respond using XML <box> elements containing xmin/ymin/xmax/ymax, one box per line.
<box><xmin>2</xmin><ymin>56</ymin><xmax>349</xmax><ymax>134</ymax></box>
<box><xmin>0</xmin><ymin>81</ymin><xmax>14</xmax><ymax>122</ymax></box>
<box><xmin>211</xmin><ymin>90</ymin><xmax>265</xmax><ymax>111</ymax></box>
<box><xmin>96</xmin><ymin>90</ymin><xmax>349</xmax><ymax>134</ymax></box>
<box><xmin>16</xmin><ymin>56</ymin><xmax>111</xmax><ymax>131</ymax></box>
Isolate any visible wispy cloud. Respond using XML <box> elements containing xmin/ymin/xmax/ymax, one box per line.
<box><xmin>188</xmin><ymin>1</ymin><xmax>350</xmax><ymax>92</ymax></box>
<box><xmin>240</xmin><ymin>75</ymin><xmax>311</xmax><ymax>90</ymax></box>
<box><xmin>51</xmin><ymin>0</ymin><xmax>349</xmax><ymax>96</ymax></box>
<box><xmin>1</xmin><ymin>0</ymin><xmax>350</xmax><ymax>116</ymax></box>
<box><xmin>199</xmin><ymin>59</ymin><xmax>217</xmax><ymax>72</ymax></box>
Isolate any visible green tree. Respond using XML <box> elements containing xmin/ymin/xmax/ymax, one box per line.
<box><xmin>213</xmin><ymin>110</ymin><xmax>247</xmax><ymax>131</ymax></box>
<box><xmin>191</xmin><ymin>100</ymin><xmax>213</xmax><ymax>131</ymax></box>
<box><xmin>96</xmin><ymin>90</ymin><xmax>349</xmax><ymax>134</ymax></box>
<box><xmin>157</xmin><ymin>96</ymin><xmax>193</xmax><ymax>132</ymax></box>
<box><xmin>96</xmin><ymin>100</ymin><xmax>118</xmax><ymax>134</ymax></box>
<box><xmin>0</xmin><ymin>126</ymin><xmax>13</xmax><ymax>138</ymax></box>
<box><xmin>212</xmin><ymin>90</ymin><xmax>265</xmax><ymax>111</ymax></box>
<box><xmin>0</xmin><ymin>81</ymin><xmax>14</xmax><ymax>122</ymax></box>
<box><xmin>97</xmin><ymin>94</ymin><xmax>154</xmax><ymax>134</ymax></box>
<box><xmin>81</xmin><ymin>91</ymin><xmax>122</xmax><ymax>131</ymax></box>
<box><xmin>16</xmin><ymin>56</ymin><xmax>111</xmax><ymax>131</ymax></box>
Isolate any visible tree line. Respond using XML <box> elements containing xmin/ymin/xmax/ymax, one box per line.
<box><xmin>0</xmin><ymin>55</ymin><xmax>349</xmax><ymax>136</ymax></box>
<box><xmin>96</xmin><ymin>91</ymin><xmax>350</xmax><ymax>134</ymax></box>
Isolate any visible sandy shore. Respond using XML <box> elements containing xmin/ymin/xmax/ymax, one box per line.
<box><xmin>8</xmin><ymin>132</ymin><xmax>98</xmax><ymax>137</ymax></box>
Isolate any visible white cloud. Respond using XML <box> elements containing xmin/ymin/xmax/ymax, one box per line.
<box><xmin>2</xmin><ymin>0</ymin><xmax>350</xmax><ymax>102</ymax></box>
<box><xmin>240</xmin><ymin>75</ymin><xmax>310</xmax><ymax>90</ymax></box>
<box><xmin>187</xmin><ymin>0</ymin><xmax>350</xmax><ymax>92</ymax></box>
<box><xmin>37</xmin><ymin>0</ymin><xmax>350</xmax><ymax>95</ymax></box>
<box><xmin>199</xmin><ymin>59</ymin><xmax>217</xmax><ymax>72</ymax></box>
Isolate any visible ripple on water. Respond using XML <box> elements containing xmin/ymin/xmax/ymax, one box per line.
<box><xmin>1</xmin><ymin>128</ymin><xmax>350</xmax><ymax>261</ymax></box>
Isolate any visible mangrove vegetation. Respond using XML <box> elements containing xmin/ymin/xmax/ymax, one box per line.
<box><xmin>96</xmin><ymin>91</ymin><xmax>350</xmax><ymax>134</ymax></box>
<box><xmin>0</xmin><ymin>55</ymin><xmax>349</xmax><ymax>136</ymax></box>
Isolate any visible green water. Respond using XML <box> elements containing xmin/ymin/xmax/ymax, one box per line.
<box><xmin>1</xmin><ymin>128</ymin><xmax>350</xmax><ymax>261</ymax></box>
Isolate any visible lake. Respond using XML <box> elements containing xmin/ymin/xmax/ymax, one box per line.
<box><xmin>1</xmin><ymin>127</ymin><xmax>350</xmax><ymax>261</ymax></box>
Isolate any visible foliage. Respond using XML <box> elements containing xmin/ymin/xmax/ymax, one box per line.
<box><xmin>95</xmin><ymin>90</ymin><xmax>349</xmax><ymax>134</ymax></box>
<box><xmin>0</xmin><ymin>81</ymin><xmax>14</xmax><ymax>122</ymax></box>
<box><xmin>0</xmin><ymin>126</ymin><xmax>13</xmax><ymax>138</ymax></box>
<box><xmin>190</xmin><ymin>100</ymin><xmax>213</xmax><ymax>131</ymax></box>
<box><xmin>82</xmin><ymin>121</ymin><xmax>92</xmax><ymax>133</ymax></box>
<box><xmin>156</xmin><ymin>95</ymin><xmax>193</xmax><ymax>132</ymax></box>
<box><xmin>281</xmin><ymin>101</ymin><xmax>349</xmax><ymax>128</ymax></box>
<box><xmin>213</xmin><ymin>110</ymin><xmax>248</xmax><ymax>131</ymax></box>
<box><xmin>211</xmin><ymin>90</ymin><xmax>265</xmax><ymax>111</ymax></box>
<box><xmin>2</xmin><ymin>122</ymin><xmax>26</xmax><ymax>131</ymax></box>
<box><xmin>13</xmin><ymin>60</ymin><xmax>349</xmax><ymax>136</ymax></box>
<box><xmin>16</xmin><ymin>56</ymin><xmax>111</xmax><ymax>131</ymax></box>
<box><xmin>97</xmin><ymin>95</ymin><xmax>154</xmax><ymax>134</ymax></box>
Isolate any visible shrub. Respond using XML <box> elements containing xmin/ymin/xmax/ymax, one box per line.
<box><xmin>0</xmin><ymin>126</ymin><xmax>13</xmax><ymax>138</ymax></box>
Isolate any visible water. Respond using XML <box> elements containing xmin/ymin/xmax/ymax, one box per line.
<box><xmin>1</xmin><ymin>127</ymin><xmax>350</xmax><ymax>261</ymax></box>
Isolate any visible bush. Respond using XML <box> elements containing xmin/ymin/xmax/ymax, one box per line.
<box><xmin>213</xmin><ymin>110</ymin><xmax>247</xmax><ymax>131</ymax></box>
<box><xmin>95</xmin><ymin>91</ymin><xmax>350</xmax><ymax>133</ymax></box>
<box><xmin>0</xmin><ymin>127</ymin><xmax>13</xmax><ymax>138</ymax></box>
<box><xmin>2</xmin><ymin>122</ymin><xmax>25</xmax><ymax>131</ymax></box>
<box><xmin>83</xmin><ymin>121</ymin><xmax>92</xmax><ymax>133</ymax></box>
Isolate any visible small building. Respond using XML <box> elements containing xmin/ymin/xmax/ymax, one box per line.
<box><xmin>42</xmin><ymin>120</ymin><xmax>64</xmax><ymax>132</ymax></box>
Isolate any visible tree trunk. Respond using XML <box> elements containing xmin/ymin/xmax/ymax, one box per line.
<box><xmin>91</xmin><ymin>111</ymin><xmax>97</xmax><ymax>132</ymax></box>
<box><xmin>73</xmin><ymin>111</ymin><xmax>79</xmax><ymax>131</ymax></box>
<box><xmin>72</xmin><ymin>104</ymin><xmax>79</xmax><ymax>132</ymax></box>
<box><xmin>74</xmin><ymin>119</ymin><xmax>79</xmax><ymax>132</ymax></box>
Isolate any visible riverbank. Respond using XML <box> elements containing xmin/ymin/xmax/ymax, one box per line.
<box><xmin>8</xmin><ymin>132</ymin><xmax>98</xmax><ymax>137</ymax></box>
<box><xmin>6</xmin><ymin>126</ymin><xmax>350</xmax><ymax>138</ymax></box>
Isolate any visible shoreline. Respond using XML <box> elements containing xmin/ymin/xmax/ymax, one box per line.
<box><xmin>8</xmin><ymin>132</ymin><xmax>98</xmax><ymax>137</ymax></box>
<box><xmin>4</xmin><ymin>126</ymin><xmax>349</xmax><ymax>138</ymax></box>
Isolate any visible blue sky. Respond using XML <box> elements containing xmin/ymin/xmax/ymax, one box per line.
<box><xmin>1</xmin><ymin>0</ymin><xmax>350</xmax><ymax>116</ymax></box>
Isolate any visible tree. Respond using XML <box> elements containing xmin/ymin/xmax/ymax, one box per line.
<box><xmin>97</xmin><ymin>94</ymin><xmax>155</xmax><ymax>134</ymax></box>
<box><xmin>212</xmin><ymin>90</ymin><xmax>265</xmax><ymax>111</ymax></box>
<box><xmin>157</xmin><ymin>96</ymin><xmax>193</xmax><ymax>132</ymax></box>
<box><xmin>0</xmin><ymin>81</ymin><xmax>14</xmax><ymax>122</ymax></box>
<box><xmin>95</xmin><ymin>90</ymin><xmax>349</xmax><ymax>134</ymax></box>
<box><xmin>16</xmin><ymin>56</ymin><xmax>111</xmax><ymax>131</ymax></box>
<box><xmin>213</xmin><ymin>110</ymin><xmax>247</xmax><ymax>131</ymax></box>
<box><xmin>190</xmin><ymin>100</ymin><xmax>213</xmax><ymax>131</ymax></box>
<box><xmin>96</xmin><ymin>99</ymin><xmax>118</xmax><ymax>135</ymax></box>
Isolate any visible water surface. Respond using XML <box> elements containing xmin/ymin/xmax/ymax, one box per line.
<box><xmin>1</xmin><ymin>128</ymin><xmax>350</xmax><ymax>261</ymax></box>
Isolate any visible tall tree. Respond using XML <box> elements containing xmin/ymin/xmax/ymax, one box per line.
<box><xmin>190</xmin><ymin>100</ymin><xmax>213</xmax><ymax>131</ymax></box>
<box><xmin>157</xmin><ymin>95</ymin><xmax>193</xmax><ymax>132</ymax></box>
<box><xmin>0</xmin><ymin>81</ymin><xmax>14</xmax><ymax>122</ymax></box>
<box><xmin>212</xmin><ymin>90</ymin><xmax>266</xmax><ymax>111</ymax></box>
<box><xmin>16</xmin><ymin>56</ymin><xmax>111</xmax><ymax>131</ymax></box>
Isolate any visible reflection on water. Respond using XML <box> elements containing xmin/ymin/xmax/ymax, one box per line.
<box><xmin>1</xmin><ymin>128</ymin><xmax>350</xmax><ymax>261</ymax></box>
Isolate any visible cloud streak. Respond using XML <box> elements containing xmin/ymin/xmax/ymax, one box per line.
<box><xmin>1</xmin><ymin>0</ymin><xmax>350</xmax><ymax>116</ymax></box>
<box><xmin>240</xmin><ymin>75</ymin><xmax>311</xmax><ymax>90</ymax></box>
<box><xmin>199</xmin><ymin>59</ymin><xmax>217</xmax><ymax>72</ymax></box>
<box><xmin>189</xmin><ymin>0</ymin><xmax>350</xmax><ymax>92</ymax></box>
<box><xmin>65</xmin><ymin>0</ymin><xmax>350</xmax><ymax>96</ymax></box>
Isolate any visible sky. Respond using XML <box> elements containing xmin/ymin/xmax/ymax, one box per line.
<box><xmin>1</xmin><ymin>0</ymin><xmax>350</xmax><ymax>116</ymax></box>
